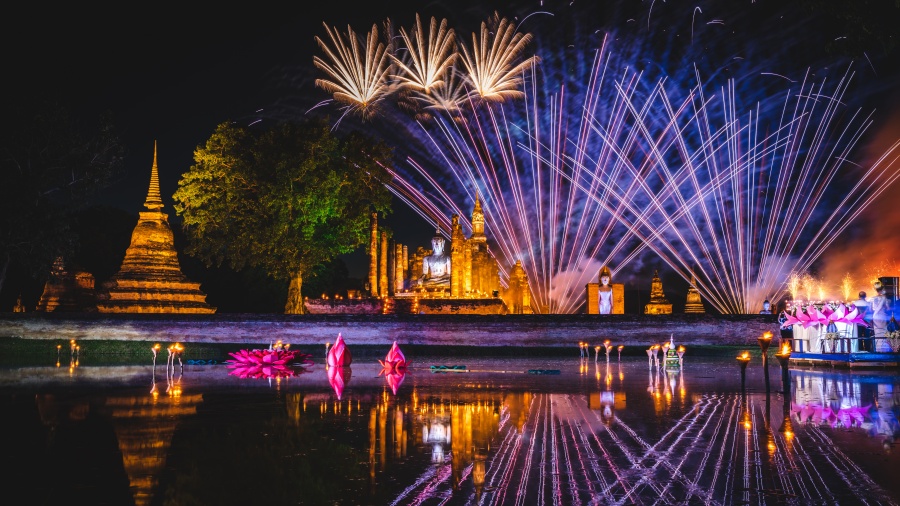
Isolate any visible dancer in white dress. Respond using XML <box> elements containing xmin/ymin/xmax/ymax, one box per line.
<box><xmin>870</xmin><ymin>281</ymin><xmax>891</xmax><ymax>352</ymax></box>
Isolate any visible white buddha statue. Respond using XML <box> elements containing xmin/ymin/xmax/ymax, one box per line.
<box><xmin>598</xmin><ymin>265</ymin><xmax>613</xmax><ymax>314</ymax></box>
<box><xmin>419</xmin><ymin>231</ymin><xmax>451</xmax><ymax>287</ymax></box>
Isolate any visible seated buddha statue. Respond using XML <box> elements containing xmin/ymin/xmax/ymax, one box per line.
<box><xmin>419</xmin><ymin>231</ymin><xmax>451</xmax><ymax>288</ymax></box>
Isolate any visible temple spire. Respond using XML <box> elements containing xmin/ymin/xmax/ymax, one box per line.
<box><xmin>144</xmin><ymin>140</ymin><xmax>164</xmax><ymax>210</ymax></box>
<box><xmin>471</xmin><ymin>192</ymin><xmax>485</xmax><ymax>238</ymax></box>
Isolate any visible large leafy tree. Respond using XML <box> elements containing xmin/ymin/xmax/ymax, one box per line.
<box><xmin>0</xmin><ymin>100</ymin><xmax>124</xmax><ymax>297</ymax></box>
<box><xmin>173</xmin><ymin>119</ymin><xmax>393</xmax><ymax>313</ymax></box>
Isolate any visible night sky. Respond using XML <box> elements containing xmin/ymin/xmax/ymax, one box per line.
<box><xmin>6</xmin><ymin>1</ymin><xmax>900</xmax><ymax>311</ymax></box>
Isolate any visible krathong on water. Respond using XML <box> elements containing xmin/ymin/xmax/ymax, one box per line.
<box><xmin>225</xmin><ymin>348</ymin><xmax>313</xmax><ymax>379</ymax></box>
<box><xmin>327</xmin><ymin>333</ymin><xmax>353</xmax><ymax>367</ymax></box>
<box><xmin>379</xmin><ymin>340</ymin><xmax>409</xmax><ymax>373</ymax></box>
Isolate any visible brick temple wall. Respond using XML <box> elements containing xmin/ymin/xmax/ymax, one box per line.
<box><xmin>0</xmin><ymin>313</ymin><xmax>780</xmax><ymax>348</ymax></box>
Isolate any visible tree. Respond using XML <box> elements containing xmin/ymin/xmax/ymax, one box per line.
<box><xmin>172</xmin><ymin>119</ymin><xmax>393</xmax><ymax>313</ymax></box>
<box><xmin>0</xmin><ymin>100</ymin><xmax>124</xmax><ymax>298</ymax></box>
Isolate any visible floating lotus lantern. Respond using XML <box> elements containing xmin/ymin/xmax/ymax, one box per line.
<box><xmin>225</xmin><ymin>347</ymin><xmax>313</xmax><ymax>379</ymax></box>
<box><xmin>327</xmin><ymin>333</ymin><xmax>353</xmax><ymax>367</ymax></box>
<box><xmin>379</xmin><ymin>341</ymin><xmax>409</xmax><ymax>372</ymax></box>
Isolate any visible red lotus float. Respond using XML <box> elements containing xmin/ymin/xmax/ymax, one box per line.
<box><xmin>225</xmin><ymin>348</ymin><xmax>313</xmax><ymax>379</ymax></box>
<box><xmin>327</xmin><ymin>333</ymin><xmax>353</xmax><ymax>367</ymax></box>
<box><xmin>378</xmin><ymin>341</ymin><xmax>409</xmax><ymax>373</ymax></box>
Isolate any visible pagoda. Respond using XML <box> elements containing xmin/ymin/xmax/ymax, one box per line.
<box><xmin>35</xmin><ymin>256</ymin><xmax>96</xmax><ymax>312</ymax></box>
<box><xmin>643</xmin><ymin>270</ymin><xmax>673</xmax><ymax>315</ymax></box>
<box><xmin>97</xmin><ymin>142</ymin><xmax>215</xmax><ymax>313</ymax></box>
<box><xmin>684</xmin><ymin>273</ymin><xmax>705</xmax><ymax>314</ymax></box>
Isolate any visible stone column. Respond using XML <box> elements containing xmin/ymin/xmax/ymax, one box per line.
<box><xmin>450</xmin><ymin>215</ymin><xmax>464</xmax><ymax>297</ymax></box>
<box><xmin>369</xmin><ymin>213</ymin><xmax>378</xmax><ymax>297</ymax></box>
<box><xmin>402</xmin><ymin>245</ymin><xmax>408</xmax><ymax>284</ymax></box>
<box><xmin>464</xmin><ymin>244</ymin><xmax>473</xmax><ymax>295</ymax></box>
<box><xmin>394</xmin><ymin>243</ymin><xmax>404</xmax><ymax>292</ymax></box>
<box><xmin>380</xmin><ymin>231</ymin><xmax>389</xmax><ymax>297</ymax></box>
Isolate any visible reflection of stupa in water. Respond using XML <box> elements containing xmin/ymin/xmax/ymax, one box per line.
<box><xmin>97</xmin><ymin>143</ymin><xmax>215</xmax><ymax>313</ymax></box>
<box><xmin>104</xmin><ymin>376</ymin><xmax>202</xmax><ymax>506</ymax></box>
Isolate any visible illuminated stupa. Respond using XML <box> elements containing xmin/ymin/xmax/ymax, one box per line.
<box><xmin>643</xmin><ymin>270</ymin><xmax>672</xmax><ymax>315</ymax></box>
<box><xmin>684</xmin><ymin>273</ymin><xmax>705</xmax><ymax>314</ymax></box>
<box><xmin>97</xmin><ymin>143</ymin><xmax>215</xmax><ymax>313</ymax></box>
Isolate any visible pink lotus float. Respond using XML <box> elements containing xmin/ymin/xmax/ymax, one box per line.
<box><xmin>780</xmin><ymin>303</ymin><xmax>868</xmax><ymax>329</ymax></box>
<box><xmin>378</xmin><ymin>341</ymin><xmax>409</xmax><ymax>373</ymax></box>
<box><xmin>225</xmin><ymin>348</ymin><xmax>313</xmax><ymax>379</ymax></box>
<box><xmin>327</xmin><ymin>333</ymin><xmax>353</xmax><ymax>367</ymax></box>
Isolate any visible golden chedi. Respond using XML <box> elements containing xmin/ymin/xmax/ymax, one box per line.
<box><xmin>643</xmin><ymin>270</ymin><xmax>673</xmax><ymax>315</ymax></box>
<box><xmin>684</xmin><ymin>272</ymin><xmax>705</xmax><ymax>314</ymax></box>
<box><xmin>97</xmin><ymin>143</ymin><xmax>215</xmax><ymax>313</ymax></box>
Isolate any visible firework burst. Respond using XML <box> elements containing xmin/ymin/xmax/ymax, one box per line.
<box><xmin>314</xmin><ymin>22</ymin><xmax>392</xmax><ymax>119</ymax></box>
<box><xmin>391</xmin><ymin>14</ymin><xmax>457</xmax><ymax>96</ymax></box>
<box><xmin>309</xmin><ymin>3</ymin><xmax>900</xmax><ymax>313</ymax></box>
<box><xmin>458</xmin><ymin>15</ymin><xmax>540</xmax><ymax>102</ymax></box>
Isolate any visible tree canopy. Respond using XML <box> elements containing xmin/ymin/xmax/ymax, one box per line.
<box><xmin>0</xmin><ymin>100</ymin><xmax>124</xmax><ymax>300</ymax></box>
<box><xmin>172</xmin><ymin>119</ymin><xmax>393</xmax><ymax>313</ymax></box>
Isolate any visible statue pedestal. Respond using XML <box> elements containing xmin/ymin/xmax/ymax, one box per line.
<box><xmin>585</xmin><ymin>283</ymin><xmax>625</xmax><ymax>314</ymax></box>
<box><xmin>412</xmin><ymin>285</ymin><xmax>451</xmax><ymax>298</ymax></box>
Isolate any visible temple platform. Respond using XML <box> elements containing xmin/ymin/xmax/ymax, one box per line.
<box><xmin>787</xmin><ymin>350</ymin><xmax>900</xmax><ymax>368</ymax></box>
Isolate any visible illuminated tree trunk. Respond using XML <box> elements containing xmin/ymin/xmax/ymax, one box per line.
<box><xmin>284</xmin><ymin>270</ymin><xmax>305</xmax><ymax>314</ymax></box>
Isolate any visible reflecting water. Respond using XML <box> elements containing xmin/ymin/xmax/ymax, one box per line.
<box><xmin>1</xmin><ymin>355</ymin><xmax>898</xmax><ymax>505</ymax></box>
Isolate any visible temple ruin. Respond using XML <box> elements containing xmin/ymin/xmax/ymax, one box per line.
<box><xmin>96</xmin><ymin>142</ymin><xmax>215</xmax><ymax>313</ymax></box>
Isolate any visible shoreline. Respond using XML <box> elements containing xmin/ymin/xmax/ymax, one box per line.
<box><xmin>0</xmin><ymin>312</ymin><xmax>780</xmax><ymax>348</ymax></box>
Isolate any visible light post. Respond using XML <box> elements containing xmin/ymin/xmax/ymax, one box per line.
<box><xmin>737</xmin><ymin>351</ymin><xmax>751</xmax><ymax>392</ymax></box>
<box><xmin>774</xmin><ymin>342</ymin><xmax>791</xmax><ymax>395</ymax></box>
<box><xmin>617</xmin><ymin>345</ymin><xmax>624</xmax><ymax>361</ymax></box>
<box><xmin>603</xmin><ymin>340</ymin><xmax>612</xmax><ymax>362</ymax></box>
<box><xmin>757</xmin><ymin>332</ymin><xmax>773</xmax><ymax>366</ymax></box>
<box><xmin>676</xmin><ymin>346</ymin><xmax>685</xmax><ymax>367</ymax></box>
<box><xmin>758</xmin><ymin>331</ymin><xmax>773</xmax><ymax>391</ymax></box>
